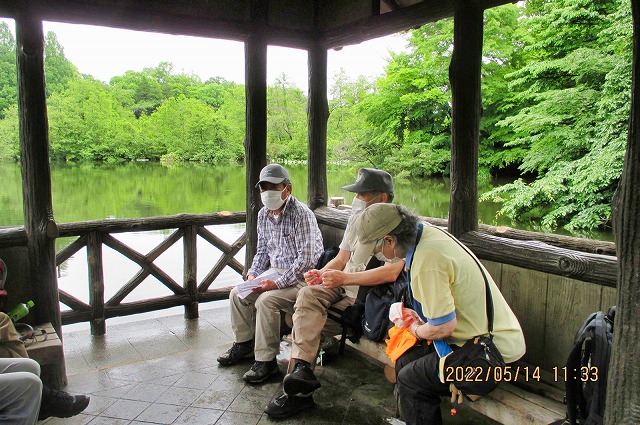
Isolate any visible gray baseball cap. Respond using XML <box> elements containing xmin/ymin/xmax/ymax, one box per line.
<box><xmin>342</xmin><ymin>168</ymin><xmax>394</xmax><ymax>194</ymax></box>
<box><xmin>255</xmin><ymin>164</ymin><xmax>290</xmax><ymax>188</ymax></box>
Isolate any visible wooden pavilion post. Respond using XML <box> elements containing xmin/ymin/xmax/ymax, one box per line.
<box><xmin>16</xmin><ymin>9</ymin><xmax>67</xmax><ymax>387</ymax></box>
<box><xmin>605</xmin><ymin>0</ymin><xmax>640</xmax><ymax>421</ymax></box>
<box><xmin>307</xmin><ymin>45</ymin><xmax>329</xmax><ymax>210</ymax></box>
<box><xmin>244</xmin><ymin>36</ymin><xmax>268</xmax><ymax>270</ymax></box>
<box><xmin>448</xmin><ymin>0</ymin><xmax>483</xmax><ymax>237</ymax></box>
<box><xmin>183</xmin><ymin>225</ymin><xmax>198</xmax><ymax>319</ymax></box>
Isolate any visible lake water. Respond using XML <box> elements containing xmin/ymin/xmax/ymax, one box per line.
<box><xmin>0</xmin><ymin>161</ymin><xmax>611</xmax><ymax>330</ymax></box>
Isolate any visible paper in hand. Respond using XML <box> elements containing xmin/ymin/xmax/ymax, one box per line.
<box><xmin>236</xmin><ymin>269</ymin><xmax>280</xmax><ymax>299</ymax></box>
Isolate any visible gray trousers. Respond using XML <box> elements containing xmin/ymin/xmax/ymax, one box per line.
<box><xmin>0</xmin><ymin>357</ymin><xmax>42</xmax><ymax>425</ymax></box>
<box><xmin>229</xmin><ymin>277</ymin><xmax>305</xmax><ymax>361</ymax></box>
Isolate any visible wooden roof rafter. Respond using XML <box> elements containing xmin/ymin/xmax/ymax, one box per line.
<box><xmin>322</xmin><ymin>0</ymin><xmax>517</xmax><ymax>49</ymax></box>
<box><xmin>0</xmin><ymin>0</ymin><xmax>517</xmax><ymax>51</ymax></box>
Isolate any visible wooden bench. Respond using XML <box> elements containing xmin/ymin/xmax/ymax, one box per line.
<box><xmin>323</xmin><ymin>293</ymin><xmax>566</xmax><ymax>425</ymax></box>
<box><xmin>25</xmin><ymin>323</ymin><xmax>66</xmax><ymax>389</ymax></box>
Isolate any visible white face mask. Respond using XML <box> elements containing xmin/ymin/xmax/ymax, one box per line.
<box><xmin>373</xmin><ymin>238</ymin><xmax>403</xmax><ymax>264</ymax></box>
<box><xmin>351</xmin><ymin>197</ymin><xmax>367</xmax><ymax>213</ymax></box>
<box><xmin>352</xmin><ymin>193</ymin><xmax>382</xmax><ymax>213</ymax></box>
<box><xmin>261</xmin><ymin>189</ymin><xmax>286</xmax><ymax>211</ymax></box>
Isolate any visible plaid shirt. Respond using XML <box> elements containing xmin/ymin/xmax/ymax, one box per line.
<box><xmin>247</xmin><ymin>196</ymin><xmax>324</xmax><ymax>289</ymax></box>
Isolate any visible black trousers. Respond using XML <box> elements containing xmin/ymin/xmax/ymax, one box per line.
<box><xmin>395</xmin><ymin>343</ymin><xmax>451</xmax><ymax>425</ymax></box>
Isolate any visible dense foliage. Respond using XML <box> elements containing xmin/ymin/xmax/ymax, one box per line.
<box><xmin>0</xmin><ymin>0</ymin><xmax>632</xmax><ymax>232</ymax></box>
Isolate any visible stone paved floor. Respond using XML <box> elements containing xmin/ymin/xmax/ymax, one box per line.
<box><xmin>38</xmin><ymin>305</ymin><xmax>497</xmax><ymax>425</ymax></box>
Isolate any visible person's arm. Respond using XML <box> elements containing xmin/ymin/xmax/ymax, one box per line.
<box><xmin>320</xmin><ymin>260</ymin><xmax>405</xmax><ymax>288</ymax></box>
<box><xmin>304</xmin><ymin>249</ymin><xmax>350</xmax><ymax>285</ymax></box>
<box><xmin>411</xmin><ymin>317</ymin><xmax>457</xmax><ymax>341</ymax></box>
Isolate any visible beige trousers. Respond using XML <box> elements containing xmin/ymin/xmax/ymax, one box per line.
<box><xmin>290</xmin><ymin>285</ymin><xmax>352</xmax><ymax>364</ymax></box>
<box><xmin>229</xmin><ymin>278</ymin><xmax>305</xmax><ymax>361</ymax></box>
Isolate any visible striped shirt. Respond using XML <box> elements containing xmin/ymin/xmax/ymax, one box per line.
<box><xmin>247</xmin><ymin>196</ymin><xmax>324</xmax><ymax>289</ymax></box>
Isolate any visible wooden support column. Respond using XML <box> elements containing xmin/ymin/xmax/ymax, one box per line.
<box><xmin>448</xmin><ymin>0</ymin><xmax>483</xmax><ymax>237</ymax></box>
<box><xmin>244</xmin><ymin>36</ymin><xmax>268</xmax><ymax>270</ymax></box>
<box><xmin>307</xmin><ymin>45</ymin><xmax>329</xmax><ymax>210</ymax></box>
<box><xmin>606</xmin><ymin>0</ymin><xmax>640</xmax><ymax>421</ymax></box>
<box><xmin>183</xmin><ymin>225</ymin><xmax>198</xmax><ymax>319</ymax></box>
<box><xmin>87</xmin><ymin>232</ymin><xmax>105</xmax><ymax>335</ymax></box>
<box><xmin>16</xmin><ymin>9</ymin><xmax>64</xmax><ymax>352</ymax></box>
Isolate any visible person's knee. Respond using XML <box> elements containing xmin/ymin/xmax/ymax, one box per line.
<box><xmin>255</xmin><ymin>292</ymin><xmax>278</xmax><ymax>310</ymax></box>
<box><xmin>294</xmin><ymin>286</ymin><xmax>315</xmax><ymax>309</ymax></box>
<box><xmin>14</xmin><ymin>371</ymin><xmax>43</xmax><ymax>397</ymax></box>
<box><xmin>23</xmin><ymin>358</ymin><xmax>41</xmax><ymax>377</ymax></box>
<box><xmin>230</xmin><ymin>286</ymin><xmax>239</xmax><ymax>301</ymax></box>
<box><xmin>396</xmin><ymin>366</ymin><xmax>411</xmax><ymax>392</ymax></box>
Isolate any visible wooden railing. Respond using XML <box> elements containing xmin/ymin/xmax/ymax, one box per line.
<box><xmin>314</xmin><ymin>206</ymin><xmax>618</xmax><ymax>286</ymax></box>
<box><xmin>53</xmin><ymin>212</ymin><xmax>247</xmax><ymax>334</ymax></box>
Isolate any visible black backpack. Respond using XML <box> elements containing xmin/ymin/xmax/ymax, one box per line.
<box><xmin>558</xmin><ymin>306</ymin><xmax>615</xmax><ymax>425</ymax></box>
<box><xmin>360</xmin><ymin>269</ymin><xmax>409</xmax><ymax>342</ymax></box>
<box><xmin>327</xmin><ymin>256</ymin><xmax>408</xmax><ymax>352</ymax></box>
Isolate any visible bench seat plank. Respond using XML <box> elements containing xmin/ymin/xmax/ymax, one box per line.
<box><xmin>25</xmin><ymin>323</ymin><xmax>63</xmax><ymax>366</ymax></box>
<box><xmin>469</xmin><ymin>383</ymin><xmax>565</xmax><ymax>424</ymax></box>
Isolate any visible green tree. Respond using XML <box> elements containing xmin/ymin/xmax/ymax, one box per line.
<box><xmin>110</xmin><ymin>69</ymin><xmax>165</xmax><ymax>117</ymax></box>
<box><xmin>482</xmin><ymin>0</ymin><xmax>631</xmax><ymax>231</ymax></box>
<box><xmin>216</xmin><ymin>83</ymin><xmax>246</xmax><ymax>161</ymax></box>
<box><xmin>47</xmin><ymin>78</ymin><xmax>137</xmax><ymax>162</ymax></box>
<box><xmin>327</xmin><ymin>70</ymin><xmax>374</xmax><ymax>162</ymax></box>
<box><xmin>0</xmin><ymin>104</ymin><xmax>19</xmax><ymax>161</ymax></box>
<box><xmin>44</xmin><ymin>31</ymin><xmax>79</xmax><ymax>96</ymax></box>
<box><xmin>138</xmin><ymin>95</ymin><xmax>233</xmax><ymax>162</ymax></box>
<box><xmin>0</xmin><ymin>21</ymin><xmax>17</xmax><ymax>118</ymax></box>
<box><xmin>267</xmin><ymin>74</ymin><xmax>308</xmax><ymax>161</ymax></box>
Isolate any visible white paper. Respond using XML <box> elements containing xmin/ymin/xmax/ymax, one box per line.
<box><xmin>236</xmin><ymin>269</ymin><xmax>281</xmax><ymax>299</ymax></box>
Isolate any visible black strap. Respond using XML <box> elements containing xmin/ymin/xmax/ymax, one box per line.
<box><xmin>434</xmin><ymin>227</ymin><xmax>495</xmax><ymax>334</ymax></box>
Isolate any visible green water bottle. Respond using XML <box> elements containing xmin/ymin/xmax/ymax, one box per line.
<box><xmin>8</xmin><ymin>300</ymin><xmax>35</xmax><ymax>322</ymax></box>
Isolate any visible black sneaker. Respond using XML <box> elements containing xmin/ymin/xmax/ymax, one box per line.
<box><xmin>38</xmin><ymin>389</ymin><xmax>90</xmax><ymax>420</ymax></box>
<box><xmin>242</xmin><ymin>359</ymin><xmax>279</xmax><ymax>383</ymax></box>
<box><xmin>264</xmin><ymin>393</ymin><xmax>315</xmax><ymax>419</ymax></box>
<box><xmin>283</xmin><ymin>360</ymin><xmax>321</xmax><ymax>396</ymax></box>
<box><xmin>217</xmin><ymin>341</ymin><xmax>254</xmax><ymax>365</ymax></box>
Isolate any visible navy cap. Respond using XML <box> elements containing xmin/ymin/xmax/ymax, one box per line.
<box><xmin>342</xmin><ymin>168</ymin><xmax>394</xmax><ymax>194</ymax></box>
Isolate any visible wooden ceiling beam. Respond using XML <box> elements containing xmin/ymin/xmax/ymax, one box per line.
<box><xmin>0</xmin><ymin>0</ymin><xmax>319</xmax><ymax>50</ymax></box>
<box><xmin>322</xmin><ymin>0</ymin><xmax>516</xmax><ymax>49</ymax></box>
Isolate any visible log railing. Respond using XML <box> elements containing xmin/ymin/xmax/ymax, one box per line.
<box><xmin>313</xmin><ymin>206</ymin><xmax>618</xmax><ymax>287</ymax></box>
<box><xmin>53</xmin><ymin>211</ymin><xmax>246</xmax><ymax>334</ymax></box>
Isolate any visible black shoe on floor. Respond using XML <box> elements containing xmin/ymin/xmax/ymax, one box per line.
<box><xmin>283</xmin><ymin>360</ymin><xmax>321</xmax><ymax>396</ymax></box>
<box><xmin>264</xmin><ymin>393</ymin><xmax>315</xmax><ymax>419</ymax></box>
<box><xmin>217</xmin><ymin>341</ymin><xmax>254</xmax><ymax>365</ymax></box>
<box><xmin>243</xmin><ymin>359</ymin><xmax>279</xmax><ymax>383</ymax></box>
<box><xmin>38</xmin><ymin>389</ymin><xmax>90</xmax><ymax>420</ymax></box>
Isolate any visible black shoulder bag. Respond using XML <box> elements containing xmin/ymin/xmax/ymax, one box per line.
<box><xmin>434</xmin><ymin>228</ymin><xmax>506</xmax><ymax>401</ymax></box>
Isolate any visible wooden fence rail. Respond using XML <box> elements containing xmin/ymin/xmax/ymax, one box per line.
<box><xmin>1</xmin><ymin>208</ymin><xmax>617</xmax><ymax>337</ymax></box>
<box><xmin>52</xmin><ymin>212</ymin><xmax>246</xmax><ymax>334</ymax></box>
